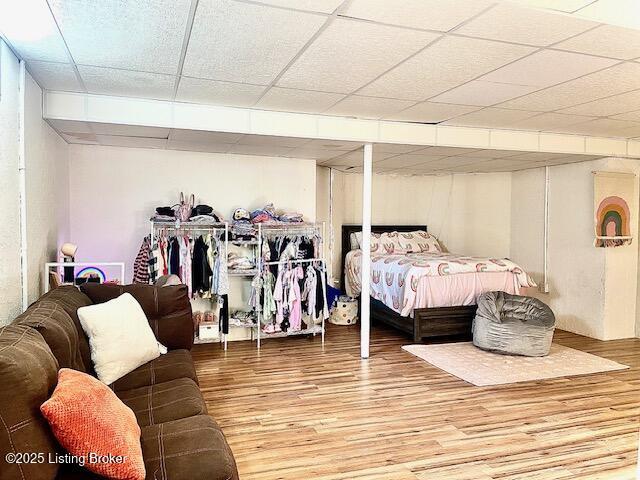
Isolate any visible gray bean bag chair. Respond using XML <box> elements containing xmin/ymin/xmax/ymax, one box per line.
<box><xmin>472</xmin><ymin>291</ymin><xmax>555</xmax><ymax>357</ymax></box>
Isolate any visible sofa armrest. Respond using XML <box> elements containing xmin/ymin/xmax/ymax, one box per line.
<box><xmin>80</xmin><ymin>284</ymin><xmax>194</xmax><ymax>350</ymax></box>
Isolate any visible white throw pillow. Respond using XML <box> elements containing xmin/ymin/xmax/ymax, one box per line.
<box><xmin>78</xmin><ymin>293</ymin><xmax>163</xmax><ymax>385</ymax></box>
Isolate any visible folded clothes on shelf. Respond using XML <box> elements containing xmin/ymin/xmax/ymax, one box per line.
<box><xmin>229</xmin><ymin>310</ymin><xmax>257</xmax><ymax>327</ymax></box>
<box><xmin>227</xmin><ymin>252</ymin><xmax>254</xmax><ymax>270</ymax></box>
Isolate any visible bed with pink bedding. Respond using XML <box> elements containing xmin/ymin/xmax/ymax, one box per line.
<box><xmin>341</xmin><ymin>224</ymin><xmax>536</xmax><ymax>341</ymax></box>
<box><xmin>345</xmin><ymin>250</ymin><xmax>535</xmax><ymax>316</ymax></box>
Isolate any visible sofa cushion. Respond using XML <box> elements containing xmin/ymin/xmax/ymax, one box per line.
<box><xmin>141</xmin><ymin>415</ymin><xmax>238</xmax><ymax>480</ymax></box>
<box><xmin>78</xmin><ymin>293</ymin><xmax>163</xmax><ymax>385</ymax></box>
<box><xmin>81</xmin><ymin>284</ymin><xmax>193</xmax><ymax>350</ymax></box>
<box><xmin>40</xmin><ymin>286</ymin><xmax>94</xmax><ymax>374</ymax></box>
<box><xmin>116</xmin><ymin>378</ymin><xmax>207</xmax><ymax>427</ymax></box>
<box><xmin>40</xmin><ymin>369</ymin><xmax>145</xmax><ymax>480</ymax></box>
<box><xmin>110</xmin><ymin>349</ymin><xmax>198</xmax><ymax>392</ymax></box>
<box><xmin>0</xmin><ymin>325</ymin><xmax>60</xmax><ymax>480</ymax></box>
<box><xmin>14</xmin><ymin>300</ymin><xmax>86</xmax><ymax>372</ymax></box>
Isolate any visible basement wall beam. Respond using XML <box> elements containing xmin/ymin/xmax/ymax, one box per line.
<box><xmin>44</xmin><ymin>91</ymin><xmax>640</xmax><ymax>159</ymax></box>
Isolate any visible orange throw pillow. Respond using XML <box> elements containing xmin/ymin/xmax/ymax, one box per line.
<box><xmin>40</xmin><ymin>368</ymin><xmax>145</xmax><ymax>480</ymax></box>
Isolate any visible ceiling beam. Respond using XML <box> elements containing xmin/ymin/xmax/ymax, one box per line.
<box><xmin>43</xmin><ymin>90</ymin><xmax>640</xmax><ymax>158</ymax></box>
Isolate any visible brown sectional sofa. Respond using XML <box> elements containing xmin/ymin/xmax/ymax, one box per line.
<box><xmin>0</xmin><ymin>284</ymin><xmax>238</xmax><ymax>480</ymax></box>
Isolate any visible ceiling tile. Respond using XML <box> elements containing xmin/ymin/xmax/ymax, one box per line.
<box><xmin>89</xmin><ymin>123</ymin><xmax>169</xmax><ymax>138</ymax></box>
<box><xmin>431</xmin><ymin>81</ymin><xmax>538</xmax><ymax>106</ymax></box>
<box><xmin>228</xmin><ymin>144</ymin><xmax>295</xmax><ymax>156</ymax></box>
<box><xmin>324</xmin><ymin>96</ymin><xmax>415</xmax><ymax>119</ymax></box>
<box><xmin>360</xmin><ymin>36</ymin><xmax>535</xmax><ymax>101</ymax></box>
<box><xmin>498</xmin><ymin>62</ymin><xmax>640</xmax><ymax>111</ymax></box>
<box><xmin>419</xmin><ymin>146</ymin><xmax>481</xmax><ymax>156</ymax></box>
<box><xmin>277</xmin><ymin>18</ymin><xmax>439</xmax><ymax>94</ymax></box>
<box><xmin>444</xmin><ymin>107</ymin><xmax>537</xmax><ymax>128</ymax></box>
<box><xmin>511</xmin><ymin>112</ymin><xmax>595</xmax><ymax>130</ymax></box>
<box><xmin>455</xmin><ymin>149</ymin><xmax>523</xmax><ymax>159</ymax></box>
<box><xmin>557</xmin><ymin>118</ymin><xmax>640</xmax><ymax>137</ymax></box>
<box><xmin>375</xmin><ymin>154</ymin><xmax>445</xmax><ymax>169</ymax></box>
<box><xmin>373</xmin><ymin>144</ymin><xmax>426</xmax><ymax>154</ymax></box>
<box><xmin>96</xmin><ymin>135</ymin><xmax>167</xmax><ymax>149</ymax></box>
<box><xmin>558</xmin><ymin>90</ymin><xmax>640</xmax><ymax>116</ymax></box>
<box><xmin>49</xmin><ymin>0</ymin><xmax>190</xmax><ymax>74</ymax></box>
<box><xmin>27</xmin><ymin>61</ymin><xmax>83</xmax><ymax>92</ymax></box>
<box><xmin>323</xmin><ymin>150</ymin><xmax>389</xmax><ymax>166</ymax></box>
<box><xmin>555</xmin><ymin>24</ymin><xmax>640</xmax><ymax>60</ymax></box>
<box><xmin>1</xmin><ymin>0</ymin><xmax>70</xmax><ymax>63</ymax></box>
<box><xmin>305</xmin><ymin>139</ymin><xmax>362</xmax><ymax>150</ymax></box>
<box><xmin>456</xmin><ymin>2</ymin><xmax>596</xmax><ymax>46</ymax></box>
<box><xmin>507</xmin><ymin>1</ymin><xmax>595</xmax><ymax>12</ymax></box>
<box><xmin>506</xmin><ymin>151</ymin><xmax>573</xmax><ymax>161</ymax></box>
<box><xmin>77</xmin><ymin>66</ymin><xmax>175</xmax><ymax>100</ymax></box>
<box><xmin>287</xmin><ymin>148</ymin><xmax>344</xmax><ymax>160</ymax></box>
<box><xmin>237</xmin><ymin>135</ymin><xmax>310</xmax><ymax>148</ymax></box>
<box><xmin>183</xmin><ymin>0</ymin><xmax>325</xmax><ymax>84</ymax></box>
<box><xmin>176</xmin><ymin>77</ymin><xmax>265</xmax><ymax>107</ymax></box>
<box><xmin>481</xmin><ymin>50</ymin><xmax>616</xmax><ymax>88</ymax></box>
<box><xmin>47</xmin><ymin>119</ymin><xmax>92</xmax><ymax>134</ymax></box>
<box><xmin>611</xmin><ymin>110</ymin><xmax>640</xmax><ymax>122</ymax></box>
<box><xmin>254</xmin><ymin>0</ymin><xmax>343</xmax><ymax>13</ymax></box>
<box><xmin>256</xmin><ymin>87</ymin><xmax>345</xmax><ymax>114</ymax></box>
<box><xmin>166</xmin><ymin>140</ymin><xmax>234</xmax><ymax>154</ymax></box>
<box><xmin>341</xmin><ymin>0</ymin><xmax>495</xmax><ymax>32</ymax></box>
<box><xmin>385</xmin><ymin>102</ymin><xmax>480</xmax><ymax>122</ymax></box>
<box><xmin>573</xmin><ymin>0</ymin><xmax>640</xmax><ymax>30</ymax></box>
<box><xmin>169</xmin><ymin>129</ymin><xmax>242</xmax><ymax>143</ymax></box>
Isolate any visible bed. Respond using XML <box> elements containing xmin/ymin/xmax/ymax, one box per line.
<box><xmin>341</xmin><ymin>225</ymin><xmax>536</xmax><ymax>342</ymax></box>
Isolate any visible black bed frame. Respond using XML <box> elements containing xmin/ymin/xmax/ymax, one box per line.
<box><xmin>341</xmin><ymin>225</ymin><xmax>476</xmax><ymax>342</ymax></box>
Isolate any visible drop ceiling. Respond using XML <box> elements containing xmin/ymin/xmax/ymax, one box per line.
<box><xmin>50</xmin><ymin>119</ymin><xmax>603</xmax><ymax>175</ymax></box>
<box><xmin>5</xmin><ymin>0</ymin><xmax>640</xmax><ymax>141</ymax></box>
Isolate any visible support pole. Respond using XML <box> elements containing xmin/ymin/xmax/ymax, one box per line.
<box><xmin>361</xmin><ymin>144</ymin><xmax>373</xmax><ymax>359</ymax></box>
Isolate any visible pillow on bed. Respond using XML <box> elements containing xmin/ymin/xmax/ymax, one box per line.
<box><xmin>354</xmin><ymin>232</ymin><xmax>383</xmax><ymax>253</ymax></box>
<box><xmin>386</xmin><ymin>231</ymin><xmax>442</xmax><ymax>254</ymax></box>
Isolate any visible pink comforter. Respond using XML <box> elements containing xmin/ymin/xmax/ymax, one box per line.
<box><xmin>345</xmin><ymin>250</ymin><xmax>536</xmax><ymax>316</ymax></box>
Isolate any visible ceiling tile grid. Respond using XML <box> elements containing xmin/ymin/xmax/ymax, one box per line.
<box><xmin>276</xmin><ymin>18</ymin><xmax>440</xmax><ymax>94</ymax></box>
<box><xmin>7</xmin><ymin>0</ymin><xmax>640</xmax><ymax>140</ymax></box>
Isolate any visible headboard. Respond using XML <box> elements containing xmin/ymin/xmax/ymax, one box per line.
<box><xmin>340</xmin><ymin>224</ymin><xmax>427</xmax><ymax>288</ymax></box>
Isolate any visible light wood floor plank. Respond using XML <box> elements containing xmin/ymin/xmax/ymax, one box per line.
<box><xmin>193</xmin><ymin>324</ymin><xmax>640</xmax><ymax>479</ymax></box>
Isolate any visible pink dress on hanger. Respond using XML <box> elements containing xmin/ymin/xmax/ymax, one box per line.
<box><xmin>288</xmin><ymin>266</ymin><xmax>304</xmax><ymax>331</ymax></box>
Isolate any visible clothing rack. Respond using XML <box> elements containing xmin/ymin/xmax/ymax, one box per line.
<box><xmin>150</xmin><ymin>219</ymin><xmax>230</xmax><ymax>348</ymax></box>
<box><xmin>254</xmin><ymin>222</ymin><xmax>327</xmax><ymax>349</ymax></box>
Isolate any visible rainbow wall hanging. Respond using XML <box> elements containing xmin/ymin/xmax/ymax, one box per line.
<box><xmin>594</xmin><ymin>172</ymin><xmax>635</xmax><ymax>248</ymax></box>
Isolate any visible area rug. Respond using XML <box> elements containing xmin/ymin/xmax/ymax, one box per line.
<box><xmin>402</xmin><ymin>342</ymin><xmax>628</xmax><ymax>386</ymax></box>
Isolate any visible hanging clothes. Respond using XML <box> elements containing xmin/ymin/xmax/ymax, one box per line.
<box><xmin>262</xmin><ymin>271</ymin><xmax>276</xmax><ymax>322</ymax></box>
<box><xmin>301</xmin><ymin>265</ymin><xmax>317</xmax><ymax>317</ymax></box>
<box><xmin>287</xmin><ymin>266</ymin><xmax>304</xmax><ymax>331</ymax></box>
<box><xmin>191</xmin><ymin>236</ymin><xmax>212</xmax><ymax>297</ymax></box>
<box><xmin>133</xmin><ymin>237</ymin><xmax>151</xmax><ymax>284</ymax></box>
<box><xmin>169</xmin><ymin>237</ymin><xmax>181</xmax><ymax>276</ymax></box>
<box><xmin>148</xmin><ymin>242</ymin><xmax>160</xmax><ymax>284</ymax></box>
<box><xmin>179</xmin><ymin>235</ymin><xmax>193</xmax><ymax>297</ymax></box>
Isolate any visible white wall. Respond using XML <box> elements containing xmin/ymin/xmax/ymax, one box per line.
<box><xmin>67</xmin><ymin>145</ymin><xmax>317</xmax><ymax>282</ymax></box>
<box><xmin>329</xmin><ymin>170</ymin><xmax>512</xmax><ymax>284</ymax></box>
<box><xmin>0</xmin><ymin>43</ymin><xmax>69</xmax><ymax>323</ymax></box>
<box><xmin>511</xmin><ymin>158</ymin><xmax>640</xmax><ymax>340</ymax></box>
<box><xmin>0</xmin><ymin>41</ymin><xmax>22</xmax><ymax>323</ymax></box>
<box><xmin>24</xmin><ymin>72</ymin><xmax>70</xmax><ymax>305</ymax></box>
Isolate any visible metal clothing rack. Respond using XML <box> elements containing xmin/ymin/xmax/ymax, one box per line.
<box><xmin>150</xmin><ymin>219</ymin><xmax>230</xmax><ymax>348</ymax></box>
<box><xmin>254</xmin><ymin>222</ymin><xmax>326</xmax><ymax>349</ymax></box>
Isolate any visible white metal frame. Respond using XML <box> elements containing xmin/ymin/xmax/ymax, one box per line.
<box><xmin>43</xmin><ymin>262</ymin><xmax>126</xmax><ymax>293</ymax></box>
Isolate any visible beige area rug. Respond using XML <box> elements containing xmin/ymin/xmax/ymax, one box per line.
<box><xmin>402</xmin><ymin>342</ymin><xmax>628</xmax><ymax>386</ymax></box>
